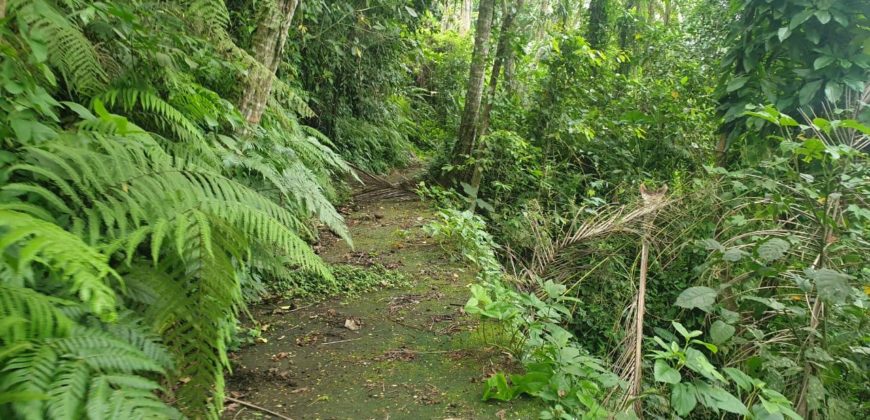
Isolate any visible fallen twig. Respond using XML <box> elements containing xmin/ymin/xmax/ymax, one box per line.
<box><xmin>319</xmin><ymin>337</ymin><xmax>362</xmax><ymax>345</ymax></box>
<box><xmin>225</xmin><ymin>396</ymin><xmax>293</xmax><ymax>420</ymax></box>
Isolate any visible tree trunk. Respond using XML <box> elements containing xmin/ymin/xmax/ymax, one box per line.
<box><xmin>459</xmin><ymin>0</ymin><xmax>473</xmax><ymax>35</ymax></box>
<box><xmin>586</xmin><ymin>0</ymin><xmax>609</xmax><ymax>50</ymax></box>
<box><xmin>467</xmin><ymin>0</ymin><xmax>524</xmax><ymax>204</ymax></box>
<box><xmin>504</xmin><ymin>53</ymin><xmax>516</xmax><ymax>93</ymax></box>
<box><xmin>448</xmin><ymin>0</ymin><xmax>495</xmax><ymax>185</ymax></box>
<box><xmin>440</xmin><ymin>0</ymin><xmax>453</xmax><ymax>31</ymax></box>
<box><xmin>663</xmin><ymin>0</ymin><xmax>673</xmax><ymax>26</ymax></box>
<box><xmin>238</xmin><ymin>0</ymin><xmax>300</xmax><ymax>125</ymax></box>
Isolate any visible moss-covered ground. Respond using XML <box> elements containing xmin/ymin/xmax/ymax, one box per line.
<box><xmin>223</xmin><ymin>174</ymin><xmax>539</xmax><ymax>419</ymax></box>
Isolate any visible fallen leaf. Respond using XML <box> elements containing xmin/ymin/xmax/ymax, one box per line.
<box><xmin>344</xmin><ymin>318</ymin><xmax>361</xmax><ymax>331</ymax></box>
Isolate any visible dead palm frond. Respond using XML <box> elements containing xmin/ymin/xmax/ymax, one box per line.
<box><xmin>350</xmin><ymin>163</ymin><xmax>420</xmax><ymax>202</ymax></box>
<box><xmin>507</xmin><ymin>184</ymin><xmax>671</xmax><ymax>416</ymax></box>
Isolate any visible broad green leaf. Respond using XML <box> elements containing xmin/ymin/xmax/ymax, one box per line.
<box><xmin>789</xmin><ymin>9</ymin><xmax>814</xmax><ymax>29</ymax></box>
<box><xmin>671</xmin><ymin>382</ymin><xmax>697</xmax><ymax>416</ymax></box>
<box><xmin>758</xmin><ymin>238</ymin><xmax>789</xmax><ymax>263</ymax></box>
<box><xmin>710</xmin><ymin>320</ymin><xmax>735</xmax><ymax>345</ymax></box>
<box><xmin>510</xmin><ymin>371</ymin><xmax>550</xmax><ymax>395</ymax></box>
<box><xmin>723</xmin><ymin>248</ymin><xmax>747</xmax><ymax>262</ymax></box>
<box><xmin>807</xmin><ymin>375</ymin><xmax>825</xmax><ymax>411</ymax></box>
<box><xmin>673</xmin><ymin>321</ymin><xmax>700</xmax><ymax>339</ymax></box>
<box><xmin>812</xmin><ymin>117</ymin><xmax>833</xmax><ymax>134</ymax></box>
<box><xmin>813</xmin><ymin>56</ymin><xmax>835</xmax><ymax>70</ymax></box>
<box><xmin>726</xmin><ymin>76</ymin><xmax>750</xmax><ymax>93</ymax></box>
<box><xmin>777</xmin><ymin>27</ymin><xmax>791</xmax><ymax>42</ymax></box>
<box><xmin>840</xmin><ymin>119</ymin><xmax>870</xmax><ymax>135</ymax></box>
<box><xmin>706</xmin><ymin>386</ymin><xmax>749</xmax><ymax>415</ymax></box>
<box><xmin>654</xmin><ymin>360</ymin><xmax>681</xmax><ymax>384</ymax></box>
<box><xmin>482</xmin><ymin>373</ymin><xmax>515</xmax><ymax>401</ymax></box>
<box><xmin>685</xmin><ymin>348</ymin><xmax>725</xmax><ymax>382</ymax></box>
<box><xmin>724</xmin><ymin>367</ymin><xmax>755</xmax><ymax>391</ymax></box>
<box><xmin>675</xmin><ymin>287</ymin><xmax>717</xmax><ymax>311</ymax></box>
<box><xmin>10</xmin><ymin>119</ymin><xmax>33</xmax><ymax>142</ymax></box>
<box><xmin>815</xmin><ymin>10</ymin><xmax>831</xmax><ymax>24</ymax></box>
<box><xmin>799</xmin><ymin>80</ymin><xmax>823</xmax><ymax>105</ymax></box>
<box><xmin>719</xmin><ymin>307</ymin><xmax>740</xmax><ymax>324</ymax></box>
<box><xmin>690</xmin><ymin>339</ymin><xmax>719</xmax><ymax>353</ymax></box>
<box><xmin>699</xmin><ymin>238</ymin><xmax>725</xmax><ymax>252</ymax></box>
<box><xmin>807</xmin><ymin>268</ymin><xmax>852</xmax><ymax>304</ymax></box>
<box><xmin>824</xmin><ymin>82</ymin><xmax>843</xmax><ymax>102</ymax></box>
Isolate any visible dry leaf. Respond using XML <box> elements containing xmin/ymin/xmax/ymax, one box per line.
<box><xmin>344</xmin><ymin>318</ymin><xmax>361</xmax><ymax>331</ymax></box>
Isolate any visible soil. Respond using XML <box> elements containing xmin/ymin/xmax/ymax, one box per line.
<box><xmin>222</xmin><ymin>167</ymin><xmax>539</xmax><ymax>420</ymax></box>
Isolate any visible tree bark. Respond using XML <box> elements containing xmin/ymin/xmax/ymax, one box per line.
<box><xmin>663</xmin><ymin>0</ymin><xmax>673</xmax><ymax>26</ymax></box>
<box><xmin>238</xmin><ymin>0</ymin><xmax>300</xmax><ymax>125</ymax></box>
<box><xmin>448</xmin><ymin>0</ymin><xmax>495</xmax><ymax>185</ymax></box>
<box><xmin>586</xmin><ymin>0</ymin><xmax>609</xmax><ymax>50</ymax></box>
<box><xmin>459</xmin><ymin>0</ymin><xmax>473</xmax><ymax>35</ymax></box>
<box><xmin>467</xmin><ymin>0</ymin><xmax>524</xmax><ymax>204</ymax></box>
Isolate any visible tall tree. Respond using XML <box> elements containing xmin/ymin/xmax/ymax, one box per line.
<box><xmin>459</xmin><ymin>0</ymin><xmax>473</xmax><ymax>34</ymax></box>
<box><xmin>237</xmin><ymin>0</ymin><xmax>300</xmax><ymax>124</ymax></box>
<box><xmin>467</xmin><ymin>0</ymin><xmax>525</xmax><ymax>200</ymax></box>
<box><xmin>586</xmin><ymin>0</ymin><xmax>609</xmax><ymax>50</ymax></box>
<box><xmin>449</xmin><ymin>0</ymin><xmax>495</xmax><ymax>185</ymax></box>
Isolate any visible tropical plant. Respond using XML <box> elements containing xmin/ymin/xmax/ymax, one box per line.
<box><xmin>1</xmin><ymin>0</ymin><xmax>351</xmax><ymax>417</ymax></box>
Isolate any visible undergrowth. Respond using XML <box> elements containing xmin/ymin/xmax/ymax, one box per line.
<box><xmin>265</xmin><ymin>264</ymin><xmax>412</xmax><ymax>301</ymax></box>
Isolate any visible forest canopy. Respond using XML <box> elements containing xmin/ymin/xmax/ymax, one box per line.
<box><xmin>1</xmin><ymin>0</ymin><xmax>868</xmax><ymax>419</ymax></box>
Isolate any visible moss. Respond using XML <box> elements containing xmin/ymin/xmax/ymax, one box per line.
<box><xmin>225</xmin><ymin>197</ymin><xmax>541</xmax><ymax>419</ymax></box>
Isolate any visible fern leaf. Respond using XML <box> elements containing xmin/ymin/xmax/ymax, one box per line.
<box><xmin>0</xmin><ymin>212</ymin><xmax>118</xmax><ymax>320</ymax></box>
<box><xmin>9</xmin><ymin>0</ymin><xmax>109</xmax><ymax>95</ymax></box>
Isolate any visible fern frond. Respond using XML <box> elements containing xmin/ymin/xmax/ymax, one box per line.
<box><xmin>46</xmin><ymin>360</ymin><xmax>89</xmax><ymax>420</ymax></box>
<box><xmin>187</xmin><ymin>0</ymin><xmax>231</xmax><ymax>35</ymax></box>
<box><xmin>0</xmin><ymin>210</ymin><xmax>118</xmax><ymax>320</ymax></box>
<box><xmin>9</xmin><ymin>0</ymin><xmax>108</xmax><ymax>95</ymax></box>
<box><xmin>0</xmin><ymin>285</ymin><xmax>73</xmax><ymax>343</ymax></box>
<box><xmin>270</xmin><ymin>80</ymin><xmax>316</xmax><ymax>118</ymax></box>
<box><xmin>281</xmin><ymin>161</ymin><xmax>352</xmax><ymax>244</ymax></box>
<box><xmin>96</xmin><ymin>88</ymin><xmax>204</xmax><ymax>143</ymax></box>
<box><xmin>0</xmin><ymin>304</ymin><xmax>177</xmax><ymax>420</ymax></box>
<box><xmin>85</xmin><ymin>375</ymin><xmax>182</xmax><ymax>419</ymax></box>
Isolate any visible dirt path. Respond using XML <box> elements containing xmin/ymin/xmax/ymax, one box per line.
<box><xmin>223</xmin><ymin>169</ymin><xmax>538</xmax><ymax>419</ymax></box>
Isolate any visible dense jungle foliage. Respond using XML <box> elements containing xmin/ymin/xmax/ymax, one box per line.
<box><xmin>0</xmin><ymin>0</ymin><xmax>868</xmax><ymax>419</ymax></box>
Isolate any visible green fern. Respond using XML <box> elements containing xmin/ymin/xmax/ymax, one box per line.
<box><xmin>5</xmin><ymin>112</ymin><xmax>330</xmax><ymax>414</ymax></box>
<box><xmin>0</xmin><ymin>286</ymin><xmax>180</xmax><ymax>420</ymax></box>
<box><xmin>187</xmin><ymin>0</ymin><xmax>231</xmax><ymax>35</ymax></box>
<box><xmin>8</xmin><ymin>0</ymin><xmax>109</xmax><ymax>95</ymax></box>
<box><xmin>2</xmin><ymin>0</ymin><xmax>355</xmax><ymax>417</ymax></box>
<box><xmin>96</xmin><ymin>88</ymin><xmax>205</xmax><ymax>143</ymax></box>
<box><xmin>0</xmin><ymin>210</ymin><xmax>118</xmax><ymax>320</ymax></box>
